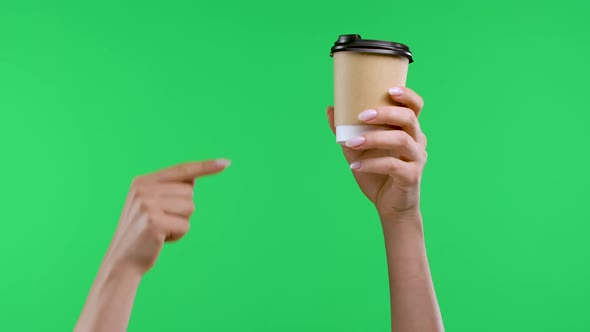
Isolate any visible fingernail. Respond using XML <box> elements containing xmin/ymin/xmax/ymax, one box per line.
<box><xmin>358</xmin><ymin>109</ymin><xmax>378</xmax><ymax>121</ymax></box>
<box><xmin>350</xmin><ymin>161</ymin><xmax>361</xmax><ymax>170</ymax></box>
<box><xmin>215</xmin><ymin>159</ymin><xmax>231</xmax><ymax>168</ymax></box>
<box><xmin>345</xmin><ymin>136</ymin><xmax>365</xmax><ymax>148</ymax></box>
<box><xmin>388</xmin><ymin>87</ymin><xmax>403</xmax><ymax>96</ymax></box>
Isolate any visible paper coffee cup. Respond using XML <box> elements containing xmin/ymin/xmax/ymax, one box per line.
<box><xmin>330</xmin><ymin>34</ymin><xmax>414</xmax><ymax>143</ymax></box>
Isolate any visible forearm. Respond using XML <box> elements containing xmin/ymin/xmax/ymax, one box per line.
<box><xmin>74</xmin><ymin>262</ymin><xmax>141</xmax><ymax>332</ymax></box>
<box><xmin>381</xmin><ymin>212</ymin><xmax>444</xmax><ymax>332</ymax></box>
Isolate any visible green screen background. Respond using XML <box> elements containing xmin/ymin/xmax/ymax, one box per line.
<box><xmin>1</xmin><ymin>0</ymin><xmax>588</xmax><ymax>331</ymax></box>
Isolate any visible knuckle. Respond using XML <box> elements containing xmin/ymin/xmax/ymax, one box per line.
<box><xmin>146</xmin><ymin>212</ymin><xmax>164</xmax><ymax>229</ymax></box>
<box><xmin>374</xmin><ymin>108</ymin><xmax>390</xmax><ymax>123</ymax></box>
<box><xmin>367</xmin><ymin>132</ymin><xmax>384</xmax><ymax>147</ymax></box>
<box><xmin>187</xmin><ymin>201</ymin><xmax>196</xmax><ymax>214</ymax></box>
<box><xmin>411</xmin><ymin>89</ymin><xmax>425</xmax><ymax>110</ymax></box>
<box><xmin>146</xmin><ymin>218</ymin><xmax>160</xmax><ymax>235</ymax></box>
<box><xmin>409</xmin><ymin>168</ymin><xmax>422</xmax><ymax>183</ymax></box>
<box><xmin>378</xmin><ymin>107</ymin><xmax>391</xmax><ymax>117</ymax></box>
<box><xmin>138</xmin><ymin>197</ymin><xmax>148</xmax><ymax>210</ymax></box>
<box><xmin>183</xmin><ymin>185</ymin><xmax>195</xmax><ymax>197</ymax></box>
<box><xmin>134</xmin><ymin>187</ymin><xmax>150</xmax><ymax>199</ymax></box>
<box><xmin>138</xmin><ymin>197</ymin><xmax>156</xmax><ymax>211</ymax></box>
<box><xmin>398</xmin><ymin>169</ymin><xmax>420</xmax><ymax>187</ymax></box>
<box><xmin>418</xmin><ymin>98</ymin><xmax>425</xmax><ymax>110</ymax></box>
<box><xmin>395</xmin><ymin>131</ymin><xmax>412</xmax><ymax>148</ymax></box>
<box><xmin>146</xmin><ymin>214</ymin><xmax>157</xmax><ymax>226</ymax></box>
<box><xmin>131</xmin><ymin>176</ymin><xmax>146</xmax><ymax>189</ymax></box>
<box><xmin>401</xmin><ymin>108</ymin><xmax>414</xmax><ymax>124</ymax></box>
<box><xmin>173</xmin><ymin>163</ymin><xmax>196</xmax><ymax>179</ymax></box>
<box><xmin>130</xmin><ymin>177</ymin><xmax>156</xmax><ymax>200</ymax></box>
<box><xmin>176</xmin><ymin>164</ymin><xmax>192</xmax><ymax>177</ymax></box>
<box><xmin>387</xmin><ymin>159</ymin><xmax>400</xmax><ymax>173</ymax></box>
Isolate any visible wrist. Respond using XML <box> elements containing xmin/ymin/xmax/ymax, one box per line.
<box><xmin>379</xmin><ymin>209</ymin><xmax>423</xmax><ymax>235</ymax></box>
<box><xmin>378</xmin><ymin>208</ymin><xmax>423</xmax><ymax>225</ymax></box>
<box><xmin>97</xmin><ymin>258</ymin><xmax>143</xmax><ymax>286</ymax></box>
<box><xmin>379</xmin><ymin>213</ymin><xmax>427</xmax><ymax>263</ymax></box>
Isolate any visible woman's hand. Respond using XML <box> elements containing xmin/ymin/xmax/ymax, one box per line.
<box><xmin>104</xmin><ymin>159</ymin><xmax>230</xmax><ymax>276</ymax></box>
<box><xmin>75</xmin><ymin>159</ymin><xmax>230</xmax><ymax>332</ymax></box>
<box><xmin>328</xmin><ymin>88</ymin><xmax>443</xmax><ymax>331</ymax></box>
<box><xmin>327</xmin><ymin>86</ymin><xmax>427</xmax><ymax>222</ymax></box>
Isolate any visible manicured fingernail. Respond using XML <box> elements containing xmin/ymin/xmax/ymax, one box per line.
<box><xmin>358</xmin><ymin>109</ymin><xmax>377</xmax><ymax>121</ymax></box>
<box><xmin>350</xmin><ymin>161</ymin><xmax>361</xmax><ymax>170</ymax></box>
<box><xmin>345</xmin><ymin>136</ymin><xmax>365</xmax><ymax>148</ymax></box>
<box><xmin>388</xmin><ymin>87</ymin><xmax>403</xmax><ymax>96</ymax></box>
<box><xmin>215</xmin><ymin>159</ymin><xmax>231</xmax><ymax>168</ymax></box>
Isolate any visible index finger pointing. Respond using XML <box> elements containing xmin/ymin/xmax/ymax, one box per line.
<box><xmin>155</xmin><ymin>159</ymin><xmax>231</xmax><ymax>182</ymax></box>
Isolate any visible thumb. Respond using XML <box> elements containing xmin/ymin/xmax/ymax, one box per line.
<box><xmin>326</xmin><ymin>106</ymin><xmax>336</xmax><ymax>135</ymax></box>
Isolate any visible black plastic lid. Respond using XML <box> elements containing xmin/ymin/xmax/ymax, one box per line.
<box><xmin>330</xmin><ymin>34</ymin><xmax>413</xmax><ymax>63</ymax></box>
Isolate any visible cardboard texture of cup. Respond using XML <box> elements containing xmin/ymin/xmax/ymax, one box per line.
<box><xmin>330</xmin><ymin>34</ymin><xmax>413</xmax><ymax>143</ymax></box>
